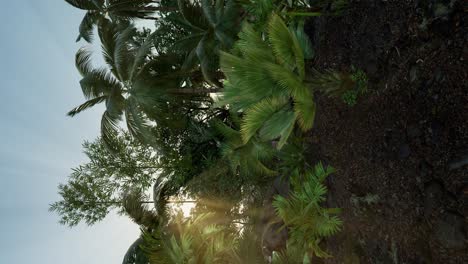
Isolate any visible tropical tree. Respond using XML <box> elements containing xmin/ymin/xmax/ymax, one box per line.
<box><xmin>219</xmin><ymin>13</ymin><xmax>315</xmax><ymax>149</ymax></box>
<box><xmin>272</xmin><ymin>162</ymin><xmax>342</xmax><ymax>258</ymax></box>
<box><xmin>69</xmin><ymin>20</ymin><xmax>199</xmax><ymax>150</ymax></box>
<box><xmin>64</xmin><ymin>0</ymin><xmax>175</xmax><ymax>42</ymax></box>
<box><xmin>49</xmin><ymin>132</ymin><xmax>159</xmax><ymax>226</ymax></box>
<box><xmin>169</xmin><ymin>0</ymin><xmax>242</xmax><ymax>86</ymax></box>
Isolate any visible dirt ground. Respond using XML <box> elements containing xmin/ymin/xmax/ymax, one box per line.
<box><xmin>303</xmin><ymin>0</ymin><xmax>467</xmax><ymax>263</ymax></box>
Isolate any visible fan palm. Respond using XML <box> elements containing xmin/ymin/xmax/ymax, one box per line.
<box><xmin>65</xmin><ymin>0</ymin><xmax>175</xmax><ymax>42</ymax></box>
<box><xmin>212</xmin><ymin>117</ymin><xmax>276</xmax><ymax>176</ymax></box>
<box><xmin>219</xmin><ymin>13</ymin><xmax>315</xmax><ymax>149</ymax></box>
<box><xmin>272</xmin><ymin>162</ymin><xmax>342</xmax><ymax>258</ymax></box>
<box><xmin>68</xmin><ymin>22</ymin><xmax>181</xmax><ymax>151</ymax></box>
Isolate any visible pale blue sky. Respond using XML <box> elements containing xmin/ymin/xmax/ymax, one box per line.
<box><xmin>0</xmin><ymin>1</ymin><xmax>140</xmax><ymax>263</ymax></box>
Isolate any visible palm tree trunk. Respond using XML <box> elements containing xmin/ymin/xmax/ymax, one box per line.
<box><xmin>169</xmin><ymin>88</ymin><xmax>222</xmax><ymax>95</ymax></box>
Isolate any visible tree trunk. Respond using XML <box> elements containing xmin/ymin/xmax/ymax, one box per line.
<box><xmin>169</xmin><ymin>88</ymin><xmax>222</xmax><ymax>95</ymax></box>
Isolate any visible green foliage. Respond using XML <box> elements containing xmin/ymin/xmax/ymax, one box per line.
<box><xmin>123</xmin><ymin>190</ymin><xmax>160</xmax><ymax>229</ymax></box>
<box><xmin>65</xmin><ymin>0</ymin><xmax>174</xmax><ymax>42</ymax></box>
<box><xmin>141</xmin><ymin>212</ymin><xmax>240</xmax><ymax>264</ymax></box>
<box><xmin>49</xmin><ymin>132</ymin><xmax>159</xmax><ymax>226</ymax></box>
<box><xmin>220</xmin><ymin>13</ymin><xmax>315</xmax><ymax>148</ymax></box>
<box><xmin>271</xmin><ymin>243</ymin><xmax>311</xmax><ymax>264</ymax></box>
<box><xmin>342</xmin><ymin>66</ymin><xmax>368</xmax><ymax>106</ymax></box>
<box><xmin>273</xmin><ymin>163</ymin><xmax>342</xmax><ymax>258</ymax></box>
<box><xmin>168</xmin><ymin>0</ymin><xmax>242</xmax><ymax>86</ymax></box>
<box><xmin>70</xmin><ymin>21</ymin><xmax>210</xmax><ymax>151</ymax></box>
<box><xmin>213</xmin><ymin>117</ymin><xmax>276</xmax><ymax>176</ymax></box>
<box><xmin>153</xmin><ymin>116</ymin><xmax>224</xmax><ymax>196</ymax></box>
<box><xmin>60</xmin><ymin>1</ymin><xmax>351</xmax><ymax>262</ymax></box>
<box><xmin>239</xmin><ymin>0</ymin><xmax>348</xmax><ymax>29</ymax></box>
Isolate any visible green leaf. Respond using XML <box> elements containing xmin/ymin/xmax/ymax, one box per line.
<box><xmin>65</xmin><ymin>0</ymin><xmax>100</xmax><ymax>11</ymax></box>
<box><xmin>75</xmin><ymin>47</ymin><xmax>93</xmax><ymax>76</ymax></box>
<box><xmin>240</xmin><ymin>97</ymin><xmax>289</xmax><ymax>144</ymax></box>
<box><xmin>79</xmin><ymin>68</ymin><xmax>120</xmax><ymax>99</ymax></box>
<box><xmin>101</xmin><ymin>111</ymin><xmax>120</xmax><ymax>152</ymax></box>
<box><xmin>292</xmin><ymin>20</ymin><xmax>314</xmax><ymax>60</ymax></box>
<box><xmin>114</xmin><ymin>26</ymin><xmax>137</xmax><ymax>82</ymax></box>
<box><xmin>268</xmin><ymin>13</ymin><xmax>304</xmax><ymax>76</ymax></box>
<box><xmin>76</xmin><ymin>11</ymin><xmax>100</xmax><ymax>42</ymax></box>
<box><xmin>294</xmin><ymin>95</ymin><xmax>316</xmax><ymax>131</ymax></box>
<box><xmin>67</xmin><ymin>96</ymin><xmax>107</xmax><ymax>117</ymax></box>
<box><xmin>125</xmin><ymin>96</ymin><xmax>153</xmax><ymax>145</ymax></box>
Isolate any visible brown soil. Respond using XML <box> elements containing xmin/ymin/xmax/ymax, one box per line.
<box><xmin>304</xmin><ymin>1</ymin><xmax>467</xmax><ymax>263</ymax></box>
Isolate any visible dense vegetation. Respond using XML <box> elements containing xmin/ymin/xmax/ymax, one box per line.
<box><xmin>51</xmin><ymin>0</ymin><xmax>368</xmax><ymax>263</ymax></box>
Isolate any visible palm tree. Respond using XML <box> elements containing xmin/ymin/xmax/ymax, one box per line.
<box><xmin>169</xmin><ymin>0</ymin><xmax>241</xmax><ymax>86</ymax></box>
<box><xmin>64</xmin><ymin>0</ymin><xmax>175</xmax><ymax>42</ymax></box>
<box><xmin>68</xmin><ymin>21</ymin><xmax>183</xmax><ymax>151</ymax></box>
<box><xmin>219</xmin><ymin>13</ymin><xmax>315</xmax><ymax>149</ymax></box>
<box><xmin>219</xmin><ymin>13</ymin><xmax>353</xmax><ymax>149</ymax></box>
<box><xmin>272</xmin><ymin>162</ymin><xmax>342</xmax><ymax>258</ymax></box>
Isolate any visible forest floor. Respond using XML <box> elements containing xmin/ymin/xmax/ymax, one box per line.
<box><xmin>303</xmin><ymin>0</ymin><xmax>467</xmax><ymax>263</ymax></box>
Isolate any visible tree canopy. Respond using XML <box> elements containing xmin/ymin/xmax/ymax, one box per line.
<box><xmin>52</xmin><ymin>0</ymin><xmax>355</xmax><ymax>262</ymax></box>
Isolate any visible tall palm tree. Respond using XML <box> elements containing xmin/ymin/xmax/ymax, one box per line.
<box><xmin>65</xmin><ymin>0</ymin><xmax>175</xmax><ymax>42</ymax></box>
<box><xmin>68</xmin><ymin>21</ymin><xmax>179</xmax><ymax>151</ymax></box>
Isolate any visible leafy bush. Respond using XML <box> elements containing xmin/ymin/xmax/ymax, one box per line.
<box><xmin>273</xmin><ymin>163</ymin><xmax>342</xmax><ymax>258</ymax></box>
<box><xmin>220</xmin><ymin>13</ymin><xmax>315</xmax><ymax>149</ymax></box>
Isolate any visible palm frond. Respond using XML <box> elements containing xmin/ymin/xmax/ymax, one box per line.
<box><xmin>64</xmin><ymin>0</ymin><xmax>100</xmax><ymax>10</ymax></box>
<box><xmin>76</xmin><ymin>11</ymin><xmax>101</xmax><ymax>42</ymax></box>
<box><xmin>101</xmin><ymin>110</ymin><xmax>120</xmax><ymax>152</ymax></box>
<box><xmin>196</xmin><ymin>34</ymin><xmax>221</xmax><ymax>87</ymax></box>
<box><xmin>176</xmin><ymin>0</ymin><xmax>208</xmax><ymax>31</ymax></box>
<box><xmin>272</xmin><ymin>162</ymin><xmax>342</xmax><ymax>258</ymax></box>
<box><xmin>240</xmin><ymin>96</ymin><xmax>290</xmax><ymax>144</ymax></box>
<box><xmin>233</xmin><ymin>23</ymin><xmax>274</xmax><ymax>63</ymax></box>
<box><xmin>268</xmin><ymin>13</ymin><xmax>304</xmax><ymax>76</ymax></box>
<box><xmin>67</xmin><ymin>95</ymin><xmax>107</xmax><ymax>117</ymax></box>
<box><xmin>131</xmin><ymin>31</ymin><xmax>156</xmax><ymax>81</ymax></box>
<box><xmin>201</xmin><ymin>0</ymin><xmax>217</xmax><ymax>27</ymax></box>
<box><xmin>114</xmin><ymin>25</ymin><xmax>137</xmax><ymax>82</ymax></box>
<box><xmin>293</xmin><ymin>95</ymin><xmax>315</xmax><ymax>131</ymax></box>
<box><xmin>309</xmin><ymin>68</ymin><xmax>354</xmax><ymax>97</ymax></box>
<box><xmin>291</xmin><ymin>20</ymin><xmax>313</xmax><ymax>60</ymax></box>
<box><xmin>98</xmin><ymin>18</ymin><xmax>119</xmax><ymax>76</ymax></box>
<box><xmin>75</xmin><ymin>47</ymin><xmax>93</xmax><ymax>76</ymax></box>
<box><xmin>266</xmin><ymin>62</ymin><xmax>309</xmax><ymax>100</ymax></box>
<box><xmin>125</xmin><ymin>96</ymin><xmax>154</xmax><ymax>145</ymax></box>
<box><xmin>79</xmin><ymin>68</ymin><xmax>120</xmax><ymax>99</ymax></box>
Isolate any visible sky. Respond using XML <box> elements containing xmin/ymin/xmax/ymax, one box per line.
<box><xmin>0</xmin><ymin>1</ymin><xmax>141</xmax><ymax>263</ymax></box>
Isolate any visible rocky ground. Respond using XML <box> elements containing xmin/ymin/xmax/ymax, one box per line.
<box><xmin>303</xmin><ymin>0</ymin><xmax>467</xmax><ymax>263</ymax></box>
